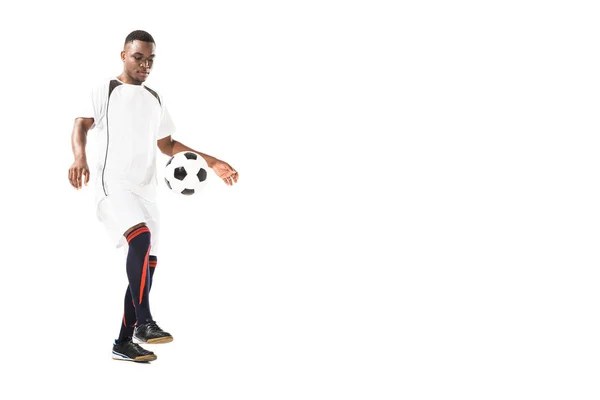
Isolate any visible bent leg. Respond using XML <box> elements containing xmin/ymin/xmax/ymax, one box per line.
<box><xmin>125</xmin><ymin>224</ymin><xmax>153</xmax><ymax>325</ymax></box>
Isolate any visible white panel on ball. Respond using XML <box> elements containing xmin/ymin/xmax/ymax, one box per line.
<box><xmin>164</xmin><ymin>151</ymin><xmax>209</xmax><ymax>196</ymax></box>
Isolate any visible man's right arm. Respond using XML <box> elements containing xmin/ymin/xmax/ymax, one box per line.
<box><xmin>68</xmin><ymin>117</ymin><xmax>94</xmax><ymax>190</ymax></box>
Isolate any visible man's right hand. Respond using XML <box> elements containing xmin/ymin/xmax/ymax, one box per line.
<box><xmin>69</xmin><ymin>158</ymin><xmax>90</xmax><ymax>190</ymax></box>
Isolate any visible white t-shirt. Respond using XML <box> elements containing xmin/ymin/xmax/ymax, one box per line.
<box><xmin>79</xmin><ymin>78</ymin><xmax>175</xmax><ymax>206</ymax></box>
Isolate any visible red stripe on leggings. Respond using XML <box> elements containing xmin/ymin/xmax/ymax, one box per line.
<box><xmin>139</xmin><ymin>246</ymin><xmax>150</xmax><ymax>304</ymax></box>
<box><xmin>127</xmin><ymin>226</ymin><xmax>150</xmax><ymax>243</ymax></box>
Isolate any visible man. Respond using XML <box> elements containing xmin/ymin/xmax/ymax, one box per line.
<box><xmin>68</xmin><ymin>30</ymin><xmax>239</xmax><ymax>362</ymax></box>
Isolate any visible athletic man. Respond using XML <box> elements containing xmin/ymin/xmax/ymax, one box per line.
<box><xmin>68</xmin><ymin>30</ymin><xmax>239</xmax><ymax>362</ymax></box>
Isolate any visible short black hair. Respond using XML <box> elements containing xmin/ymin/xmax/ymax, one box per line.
<box><xmin>124</xmin><ymin>30</ymin><xmax>155</xmax><ymax>46</ymax></box>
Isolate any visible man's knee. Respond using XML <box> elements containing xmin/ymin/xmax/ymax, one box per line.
<box><xmin>125</xmin><ymin>223</ymin><xmax>151</xmax><ymax>247</ymax></box>
<box><xmin>124</xmin><ymin>222</ymin><xmax>147</xmax><ymax>239</ymax></box>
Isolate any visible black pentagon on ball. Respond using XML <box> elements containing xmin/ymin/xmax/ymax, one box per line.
<box><xmin>181</xmin><ymin>188</ymin><xmax>195</xmax><ymax>195</ymax></box>
<box><xmin>197</xmin><ymin>168</ymin><xmax>207</xmax><ymax>182</ymax></box>
<box><xmin>174</xmin><ymin>166</ymin><xmax>187</xmax><ymax>181</ymax></box>
<box><xmin>165</xmin><ymin>156</ymin><xmax>174</xmax><ymax>167</ymax></box>
<box><xmin>164</xmin><ymin>177</ymin><xmax>172</xmax><ymax>190</ymax></box>
<box><xmin>184</xmin><ymin>152</ymin><xmax>198</xmax><ymax>160</ymax></box>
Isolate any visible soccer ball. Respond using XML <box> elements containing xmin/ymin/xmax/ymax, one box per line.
<box><xmin>164</xmin><ymin>151</ymin><xmax>209</xmax><ymax>195</ymax></box>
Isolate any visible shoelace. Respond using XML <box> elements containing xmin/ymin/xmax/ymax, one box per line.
<box><xmin>125</xmin><ymin>341</ymin><xmax>152</xmax><ymax>354</ymax></box>
<box><xmin>147</xmin><ymin>321</ymin><xmax>161</xmax><ymax>331</ymax></box>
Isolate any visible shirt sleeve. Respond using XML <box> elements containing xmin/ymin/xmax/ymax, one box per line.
<box><xmin>77</xmin><ymin>82</ymin><xmax>108</xmax><ymax>130</ymax></box>
<box><xmin>158</xmin><ymin>104</ymin><xmax>176</xmax><ymax>139</ymax></box>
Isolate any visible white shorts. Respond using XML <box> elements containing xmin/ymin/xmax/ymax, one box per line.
<box><xmin>97</xmin><ymin>191</ymin><xmax>160</xmax><ymax>255</ymax></box>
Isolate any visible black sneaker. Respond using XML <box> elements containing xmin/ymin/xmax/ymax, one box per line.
<box><xmin>133</xmin><ymin>321</ymin><xmax>173</xmax><ymax>344</ymax></box>
<box><xmin>112</xmin><ymin>338</ymin><xmax>157</xmax><ymax>362</ymax></box>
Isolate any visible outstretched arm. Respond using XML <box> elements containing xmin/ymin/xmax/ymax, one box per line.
<box><xmin>68</xmin><ymin>117</ymin><xmax>94</xmax><ymax>189</ymax></box>
<box><xmin>157</xmin><ymin>135</ymin><xmax>239</xmax><ymax>186</ymax></box>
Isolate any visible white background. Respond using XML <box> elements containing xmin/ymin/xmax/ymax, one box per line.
<box><xmin>0</xmin><ymin>0</ymin><xmax>598</xmax><ymax>399</ymax></box>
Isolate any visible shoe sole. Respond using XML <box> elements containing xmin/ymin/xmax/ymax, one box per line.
<box><xmin>112</xmin><ymin>351</ymin><xmax>157</xmax><ymax>362</ymax></box>
<box><xmin>132</xmin><ymin>335</ymin><xmax>174</xmax><ymax>344</ymax></box>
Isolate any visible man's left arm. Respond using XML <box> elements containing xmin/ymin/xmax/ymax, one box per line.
<box><xmin>158</xmin><ymin>136</ymin><xmax>239</xmax><ymax>186</ymax></box>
